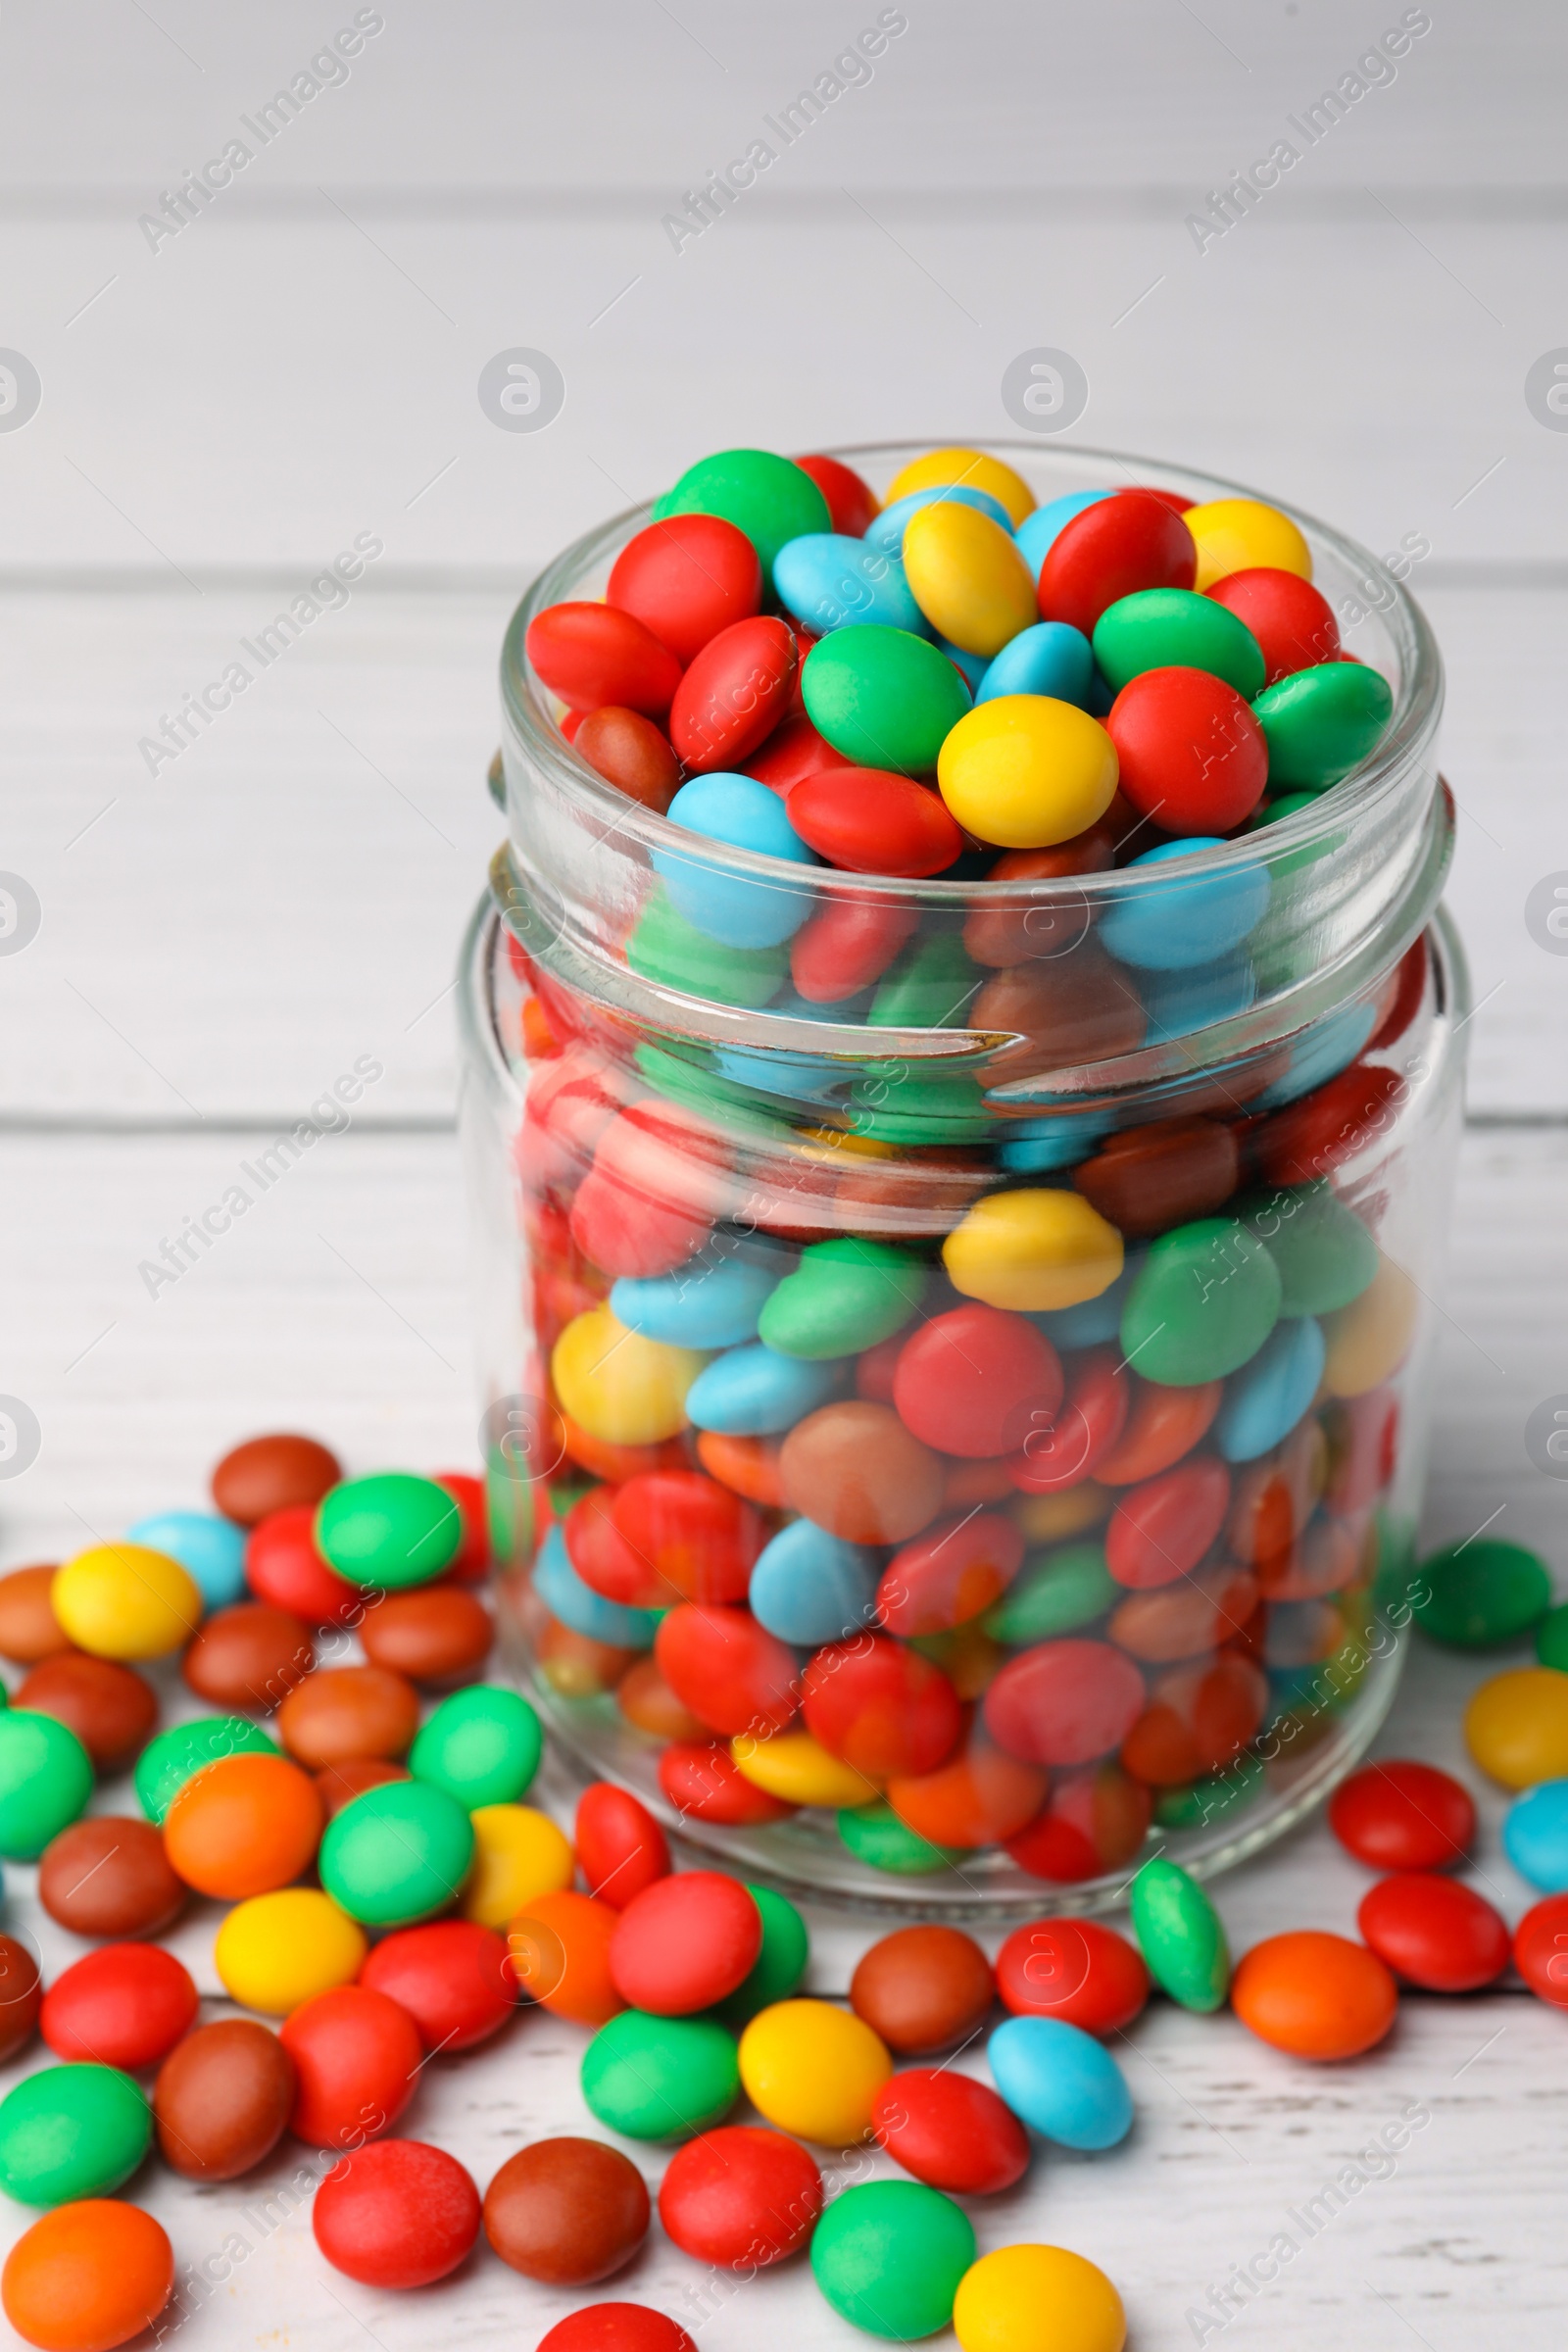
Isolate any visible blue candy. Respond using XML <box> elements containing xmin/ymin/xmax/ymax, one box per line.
<box><xmin>977</xmin><ymin>621</ymin><xmax>1094</xmax><ymax>709</ymax></box>
<box><xmin>611</xmin><ymin>1246</ymin><xmax>787</xmax><ymax>1350</ymax></box>
<box><xmin>1032</xmin><ymin>1248</ymin><xmax>1147</xmax><ymax>1348</ymax></box>
<box><xmin>1101</xmin><ymin>838</ymin><xmax>1270</xmax><ymax>972</ymax></box>
<box><xmin>655</xmin><ymin>773</ymin><xmax>817</xmax><ymax>949</ymax></box>
<box><xmin>127</xmin><ymin>1510</ymin><xmax>247</xmax><ymax>1609</ymax></box>
<box><xmin>995</xmin><ymin>1110</ymin><xmax>1113</xmax><ymax>1176</ymax></box>
<box><xmin>1138</xmin><ymin>952</ymin><xmax>1257</xmax><ymax>1044</ymax></box>
<box><xmin>865</xmin><ymin>484</ymin><xmax>1014</xmax><ymax>556</ymax></box>
<box><xmin>686</xmin><ymin>1344</ymin><xmax>842</xmax><ymax>1435</ymax></box>
<box><xmin>1503</xmin><ymin>1780</ymin><xmax>1568</xmax><ymax>1891</ymax></box>
<box><xmin>773</xmin><ymin>533</ymin><xmax>930</xmax><ymax>639</ymax></box>
<box><xmin>532</xmin><ymin>1526</ymin><xmax>660</xmax><ymax>1649</ymax></box>
<box><xmin>1012</xmin><ymin>490</ymin><xmax>1114</xmax><ymax>581</ymax></box>
<box><xmin>1251</xmin><ymin>1001</ymin><xmax>1379</xmax><ymax>1109</ymax></box>
<box><xmin>1214</xmin><ymin>1316</ymin><xmax>1325</xmax><ymax>1461</ymax></box>
<box><xmin>988</xmin><ymin>2015</ymin><xmax>1133</xmax><ymax>2151</ymax></box>
<box><xmin>749</xmin><ymin>1518</ymin><xmax>881</xmax><ymax>1646</ymax></box>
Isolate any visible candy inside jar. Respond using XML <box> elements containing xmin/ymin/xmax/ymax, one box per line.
<box><xmin>462</xmin><ymin>440</ymin><xmax>1466</xmax><ymax>1917</ymax></box>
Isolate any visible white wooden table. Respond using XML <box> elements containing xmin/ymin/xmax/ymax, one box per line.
<box><xmin>4</xmin><ymin>6</ymin><xmax>1568</xmax><ymax>2344</ymax></box>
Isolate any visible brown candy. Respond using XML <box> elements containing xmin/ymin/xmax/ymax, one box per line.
<box><xmin>1108</xmin><ymin>1564</ymin><xmax>1260</xmax><ymax>1665</ymax></box>
<box><xmin>360</xmin><ymin>1588</ymin><xmax>493</xmax><ymax>1685</ymax></box>
<box><xmin>211</xmin><ymin>1432</ymin><xmax>342</xmax><ymax>1527</ymax></box>
<box><xmin>573</xmin><ymin>706</ymin><xmax>680</xmax><ymax>814</ymax></box>
<box><xmin>482</xmin><ymin>2136</ymin><xmax>650</xmax><ymax>2284</ymax></box>
<box><xmin>182</xmin><ymin>1603</ymin><xmax>315</xmax><ymax>1712</ymax></box>
<box><xmin>0</xmin><ymin>1936</ymin><xmax>40</xmax><ymax>2064</ymax></box>
<box><xmin>833</xmin><ymin>1152</ymin><xmax>993</xmax><ymax>1241</ymax></box>
<box><xmin>1072</xmin><ymin>1116</ymin><xmax>1240</xmax><ymax>1240</ymax></box>
<box><xmin>38</xmin><ymin>1816</ymin><xmax>186</xmax><ymax>1938</ymax></box>
<box><xmin>275</xmin><ymin>1664</ymin><xmax>419</xmax><ymax>1768</ymax></box>
<box><xmin>615</xmin><ymin>1654</ymin><xmax>707</xmax><ymax>1740</ymax></box>
<box><xmin>314</xmin><ymin>1757</ymin><xmax>411</xmax><ymax>1819</ymax></box>
<box><xmin>963</xmin><ymin>833</ymin><xmax>1115</xmax><ymax>969</ymax></box>
<box><xmin>779</xmin><ymin>1402</ymin><xmax>945</xmax><ymax>1545</ymax></box>
<box><xmin>0</xmin><ymin>1567</ymin><xmax>71</xmax><ymax>1664</ymax></box>
<box><xmin>16</xmin><ymin>1655</ymin><xmax>157</xmax><ymax>1773</ymax></box>
<box><xmin>973</xmin><ymin>942</ymin><xmax>1148</xmax><ymax>1084</ymax></box>
<box><xmin>850</xmin><ymin>1925</ymin><xmax>995</xmax><ymax>2056</ymax></box>
<box><xmin>154</xmin><ymin>2019</ymin><xmax>296</xmax><ymax>2180</ymax></box>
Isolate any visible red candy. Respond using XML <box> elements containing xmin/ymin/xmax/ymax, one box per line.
<box><xmin>1006</xmin><ymin>1348</ymin><xmax>1129</xmax><ymax>1494</ymax></box>
<box><xmin>1038</xmin><ymin>491</ymin><xmax>1198</xmax><ymax>636</ymax></box>
<box><xmin>790</xmin><ymin>896</ymin><xmax>918</xmax><ymax>1003</ymax></box>
<box><xmin>1328</xmin><ymin>1759</ymin><xmax>1475</xmax><ymax>1871</ymax></box>
<box><xmin>668</xmin><ymin>615</ymin><xmax>798</xmax><ymax>772</ymax></box>
<box><xmin>1120</xmin><ymin>1653</ymin><xmax>1268</xmax><ymax>1784</ymax></box>
<box><xmin>747</xmin><ymin>710</ymin><xmax>856</xmax><ymax>797</ymax></box>
<box><xmin>794</xmin><ymin>453</ymin><xmax>879</xmax><ymax>539</ymax></box>
<box><xmin>985</xmin><ymin>1642</ymin><xmax>1147</xmax><ymax>1769</ymax></box>
<box><xmin>1251</xmin><ymin>1063</ymin><xmax>1403</xmax><ymax>1187</ymax></box>
<box><xmin>658</xmin><ymin>1742</ymin><xmax>797</xmax><ymax>1826</ymax></box>
<box><xmin>526</xmin><ymin>602</ymin><xmax>682</xmax><ymax>716</ymax></box>
<box><xmin>996</xmin><ymin>1917</ymin><xmax>1150</xmax><ymax>2034</ymax></box>
<box><xmin>1106</xmin><ymin>1458</ymin><xmax>1232</xmax><ymax>1590</ymax></box>
<box><xmin>538</xmin><ymin>2309</ymin><xmax>696</xmax><ymax>2352</ymax></box>
<box><xmin>1106</xmin><ymin>667</ymin><xmax>1268</xmax><ymax>834</ymax></box>
<box><xmin>877</xmin><ymin>1511</ymin><xmax>1024</xmax><ymax>1639</ymax></box>
<box><xmin>1356</xmin><ymin>1873</ymin><xmax>1509</xmax><ymax>1993</ymax></box>
<box><xmin>658</xmin><ymin>2125</ymin><xmax>822</xmax><ymax>2269</ymax></box>
<box><xmin>1205</xmin><ymin>566</ymin><xmax>1340</xmax><ymax>684</ymax></box>
<box><xmin>609</xmin><ymin>1873</ymin><xmax>761</xmax><ymax>2015</ymax></box>
<box><xmin>567</xmin><ymin>1489</ymin><xmax>675</xmax><ymax>1610</ymax></box>
<box><xmin>788</xmin><ymin>768</ymin><xmax>964</xmax><ymax>878</ymax></box>
<box><xmin>1513</xmin><ymin>1893</ymin><xmax>1568</xmax><ymax>2010</ymax></box>
<box><xmin>314</xmin><ymin>2139</ymin><xmax>481</xmax><ymax>2288</ymax></box>
<box><xmin>575</xmin><ymin>1783</ymin><xmax>670</xmax><ymax>1906</ymax></box>
<box><xmin>873</xmin><ymin>2068</ymin><xmax>1029</xmax><ymax>2195</ymax></box>
<box><xmin>802</xmin><ymin>1636</ymin><xmax>961</xmax><ymax>1779</ymax></box>
<box><xmin>655</xmin><ymin>1605</ymin><xmax>800</xmax><ymax>1738</ymax></box>
<box><xmin>1004</xmin><ymin>1762</ymin><xmax>1152</xmax><ymax>1882</ymax></box>
<box><xmin>612</xmin><ymin>1472</ymin><xmax>764</xmax><ymax>1606</ymax></box>
<box><xmin>1369</xmin><ymin>937</ymin><xmax>1427</xmax><ymax>1051</ymax></box>
<box><xmin>570</xmin><ymin>1111</ymin><xmax>721</xmax><ymax>1281</ymax></box>
<box><xmin>607</xmin><ymin>513</ymin><xmax>763</xmax><ymax>667</ymax></box>
<box><xmin>280</xmin><ymin>1985</ymin><xmax>422</xmax><ymax>2151</ymax></box>
<box><xmin>359</xmin><ymin>1922</ymin><xmax>515</xmax><ymax>2053</ymax></box>
<box><xmin>246</xmin><ymin>1506</ymin><xmax>363</xmax><ymax>1628</ymax></box>
<box><xmin>41</xmin><ymin>1943</ymin><xmax>197</xmax><ymax>2072</ymax></box>
<box><xmin>1096</xmin><ymin>1377</ymin><xmax>1222</xmax><ymax>1487</ymax></box>
<box><xmin>433</xmin><ymin>1471</ymin><xmax>491</xmax><ymax>1582</ymax></box>
<box><xmin>893</xmin><ymin>1305</ymin><xmax>1062</xmax><ymax>1458</ymax></box>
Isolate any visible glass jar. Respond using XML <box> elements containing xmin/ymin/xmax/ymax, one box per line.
<box><xmin>460</xmin><ymin>442</ymin><xmax>1466</xmax><ymax>1920</ymax></box>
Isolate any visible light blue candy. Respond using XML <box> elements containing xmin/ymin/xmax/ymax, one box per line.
<box><xmin>1252</xmin><ymin>1002</ymin><xmax>1380</xmax><ymax>1110</ymax></box>
<box><xmin>865</xmin><ymin>484</ymin><xmax>1014</xmax><ymax>556</ymax></box>
<box><xmin>936</xmin><ymin>635</ymin><xmax>989</xmax><ymax>693</ymax></box>
<box><xmin>611</xmin><ymin>1248</ymin><xmax>786</xmax><ymax>1350</ymax></box>
<box><xmin>533</xmin><ymin>1526</ymin><xmax>660</xmax><ymax>1649</ymax></box>
<box><xmin>996</xmin><ymin>1111</ymin><xmax>1114</xmax><ymax>1175</ymax></box>
<box><xmin>712</xmin><ymin>1045</ymin><xmax>843</xmax><ymax>1102</ymax></box>
<box><xmin>988</xmin><ymin>2015</ymin><xmax>1133</xmax><ymax>2151</ymax></box>
<box><xmin>774</xmin><ymin>533</ymin><xmax>930</xmax><ymax>639</ymax></box>
<box><xmin>1013</xmin><ymin>490</ymin><xmax>1114</xmax><ymax>581</ymax></box>
<box><xmin>1215</xmin><ymin>1317</ymin><xmax>1325</xmax><ymax>1462</ymax></box>
<box><xmin>977</xmin><ymin>621</ymin><xmax>1094</xmax><ymax>709</ymax></box>
<box><xmin>1503</xmin><ymin>1780</ymin><xmax>1568</xmax><ymax>1891</ymax></box>
<box><xmin>749</xmin><ymin>1519</ymin><xmax>881</xmax><ymax>1646</ymax></box>
<box><xmin>655</xmin><ymin>773</ymin><xmax>818</xmax><ymax>949</ymax></box>
<box><xmin>127</xmin><ymin>1510</ymin><xmax>246</xmax><ymax>1608</ymax></box>
<box><xmin>687</xmin><ymin>1344</ymin><xmax>841</xmax><ymax>1436</ymax></box>
<box><xmin>1139</xmin><ymin>953</ymin><xmax>1257</xmax><ymax>1044</ymax></box>
<box><xmin>1101</xmin><ymin>838</ymin><xmax>1270</xmax><ymax>972</ymax></box>
<box><xmin>1032</xmin><ymin>1249</ymin><xmax>1147</xmax><ymax>1348</ymax></box>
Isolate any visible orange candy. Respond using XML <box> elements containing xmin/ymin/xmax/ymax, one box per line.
<box><xmin>163</xmin><ymin>1752</ymin><xmax>323</xmax><ymax>1899</ymax></box>
<box><xmin>1231</xmin><ymin>1930</ymin><xmax>1397</xmax><ymax>2060</ymax></box>
<box><xmin>1120</xmin><ymin>1654</ymin><xmax>1269</xmax><ymax>1787</ymax></box>
<box><xmin>508</xmin><ymin>1889</ymin><xmax>624</xmax><ymax>2027</ymax></box>
<box><xmin>696</xmin><ymin>1431</ymin><xmax>787</xmax><ymax>1508</ymax></box>
<box><xmin>615</xmin><ymin>1654</ymin><xmax>708</xmax><ymax>1741</ymax></box>
<box><xmin>887</xmin><ymin>1735</ymin><xmax>1047</xmax><ymax>1849</ymax></box>
<box><xmin>3</xmin><ymin>2199</ymin><xmax>173</xmax><ymax>2352</ymax></box>
<box><xmin>1095</xmin><ymin>1377</ymin><xmax>1221</xmax><ymax>1487</ymax></box>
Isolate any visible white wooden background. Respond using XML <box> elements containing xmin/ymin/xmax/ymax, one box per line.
<box><xmin>4</xmin><ymin>5</ymin><xmax>1568</xmax><ymax>2346</ymax></box>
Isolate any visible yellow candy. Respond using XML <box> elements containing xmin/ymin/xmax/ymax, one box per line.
<box><xmin>1184</xmin><ymin>497</ymin><xmax>1311</xmax><ymax>592</ymax></box>
<box><xmin>1010</xmin><ymin>1484</ymin><xmax>1112</xmax><ymax>1543</ymax></box>
<box><xmin>1465</xmin><ymin>1666</ymin><xmax>1568</xmax><ymax>1788</ymax></box>
<box><xmin>551</xmin><ymin>1306</ymin><xmax>706</xmax><ymax>1445</ymax></box>
<box><xmin>883</xmin><ymin>447</ymin><xmax>1037</xmax><ymax>527</ymax></box>
<box><xmin>52</xmin><ymin>1544</ymin><xmax>203</xmax><ymax>1661</ymax></box>
<box><xmin>215</xmin><ymin>1886</ymin><xmax>367</xmax><ymax>2014</ymax></box>
<box><xmin>731</xmin><ymin>1730</ymin><xmax>881</xmax><ymax>1809</ymax></box>
<box><xmin>938</xmin><ymin>696</ymin><xmax>1118</xmax><ymax>850</ymax></box>
<box><xmin>1322</xmin><ymin>1254</ymin><xmax>1417</xmax><ymax>1396</ymax></box>
<box><xmin>944</xmin><ymin>1190</ymin><xmax>1123</xmax><ymax>1313</ymax></box>
<box><xmin>463</xmin><ymin>1801</ymin><xmax>574</xmax><ymax>1928</ymax></box>
<box><xmin>738</xmin><ymin>1998</ymin><xmax>893</xmax><ymax>2144</ymax></box>
<box><xmin>955</xmin><ymin>2244</ymin><xmax>1126</xmax><ymax>2352</ymax></box>
<box><xmin>902</xmin><ymin>503</ymin><xmax>1038</xmax><ymax>659</ymax></box>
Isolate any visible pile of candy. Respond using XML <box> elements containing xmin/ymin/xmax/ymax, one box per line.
<box><xmin>0</xmin><ymin>1433</ymin><xmax>1562</xmax><ymax>2352</ymax></box>
<box><xmin>498</xmin><ymin>441</ymin><xmax>1435</xmax><ymax>1882</ymax></box>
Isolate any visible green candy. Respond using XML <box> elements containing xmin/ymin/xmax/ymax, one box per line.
<box><xmin>653</xmin><ymin>447</ymin><xmax>830</xmax><ymax>595</ymax></box>
<box><xmin>869</xmin><ymin>931</ymin><xmax>980</xmax><ymax>1030</ymax></box>
<box><xmin>810</xmin><ymin>2180</ymin><xmax>976</xmax><ymax>2341</ymax></box>
<box><xmin>1244</xmin><ymin>791</ymin><xmax>1320</xmax><ymax>832</ymax></box>
<box><xmin>134</xmin><ymin>1717</ymin><xmax>277</xmax><ymax>1826</ymax></box>
<box><xmin>984</xmin><ymin>1543</ymin><xmax>1116</xmax><ymax>1644</ymax></box>
<box><xmin>1411</xmin><ymin>1538</ymin><xmax>1551</xmax><ymax>1649</ymax></box>
<box><xmin>1092</xmin><ymin>587</ymin><xmax>1265</xmax><ymax>700</ymax></box>
<box><xmin>1129</xmin><ymin>1855</ymin><xmax>1230</xmax><ymax>2012</ymax></box>
<box><xmin>580</xmin><ymin>2010</ymin><xmax>739</xmax><ymax>2141</ymax></box>
<box><xmin>849</xmin><ymin>1065</ymin><xmax>992</xmax><ymax>1144</ymax></box>
<box><xmin>633</xmin><ymin>1044</ymin><xmax>792</xmax><ymax>1139</ymax></box>
<box><xmin>1251</xmin><ymin>661</ymin><xmax>1395</xmax><ymax>792</ymax></box>
<box><xmin>409</xmin><ymin>1685</ymin><xmax>543</xmax><ymax>1809</ymax></box>
<box><xmin>626</xmin><ymin>887</ymin><xmax>786</xmax><ymax>1008</ymax></box>
<box><xmin>0</xmin><ymin>1712</ymin><xmax>93</xmax><ymax>1860</ymax></box>
<box><xmin>0</xmin><ymin>2065</ymin><xmax>150</xmax><ymax>2205</ymax></box>
<box><xmin>802</xmin><ymin>626</ymin><xmax>972</xmax><ymax>775</ymax></box>
<box><xmin>1153</xmin><ymin>1752</ymin><xmax>1266</xmax><ymax>1830</ymax></box>
<box><xmin>1120</xmin><ymin>1216</ymin><xmax>1282</xmax><ymax>1386</ymax></box>
<box><xmin>1240</xmin><ymin>1180</ymin><xmax>1378</xmax><ymax>1316</ymax></box>
<box><xmin>837</xmin><ymin>1802</ymin><xmax>964</xmax><ymax>1877</ymax></box>
<box><xmin>318</xmin><ymin>1780</ymin><xmax>475</xmax><ymax>1926</ymax></box>
<box><xmin>710</xmin><ymin>1886</ymin><xmax>808</xmax><ymax>2030</ymax></box>
<box><xmin>316</xmin><ymin>1471</ymin><xmax>462</xmax><ymax>1590</ymax></box>
<box><xmin>1537</xmin><ymin>1603</ymin><xmax>1568</xmax><ymax>1674</ymax></box>
<box><xmin>759</xmin><ymin>1238</ymin><xmax>926</xmax><ymax>1360</ymax></box>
